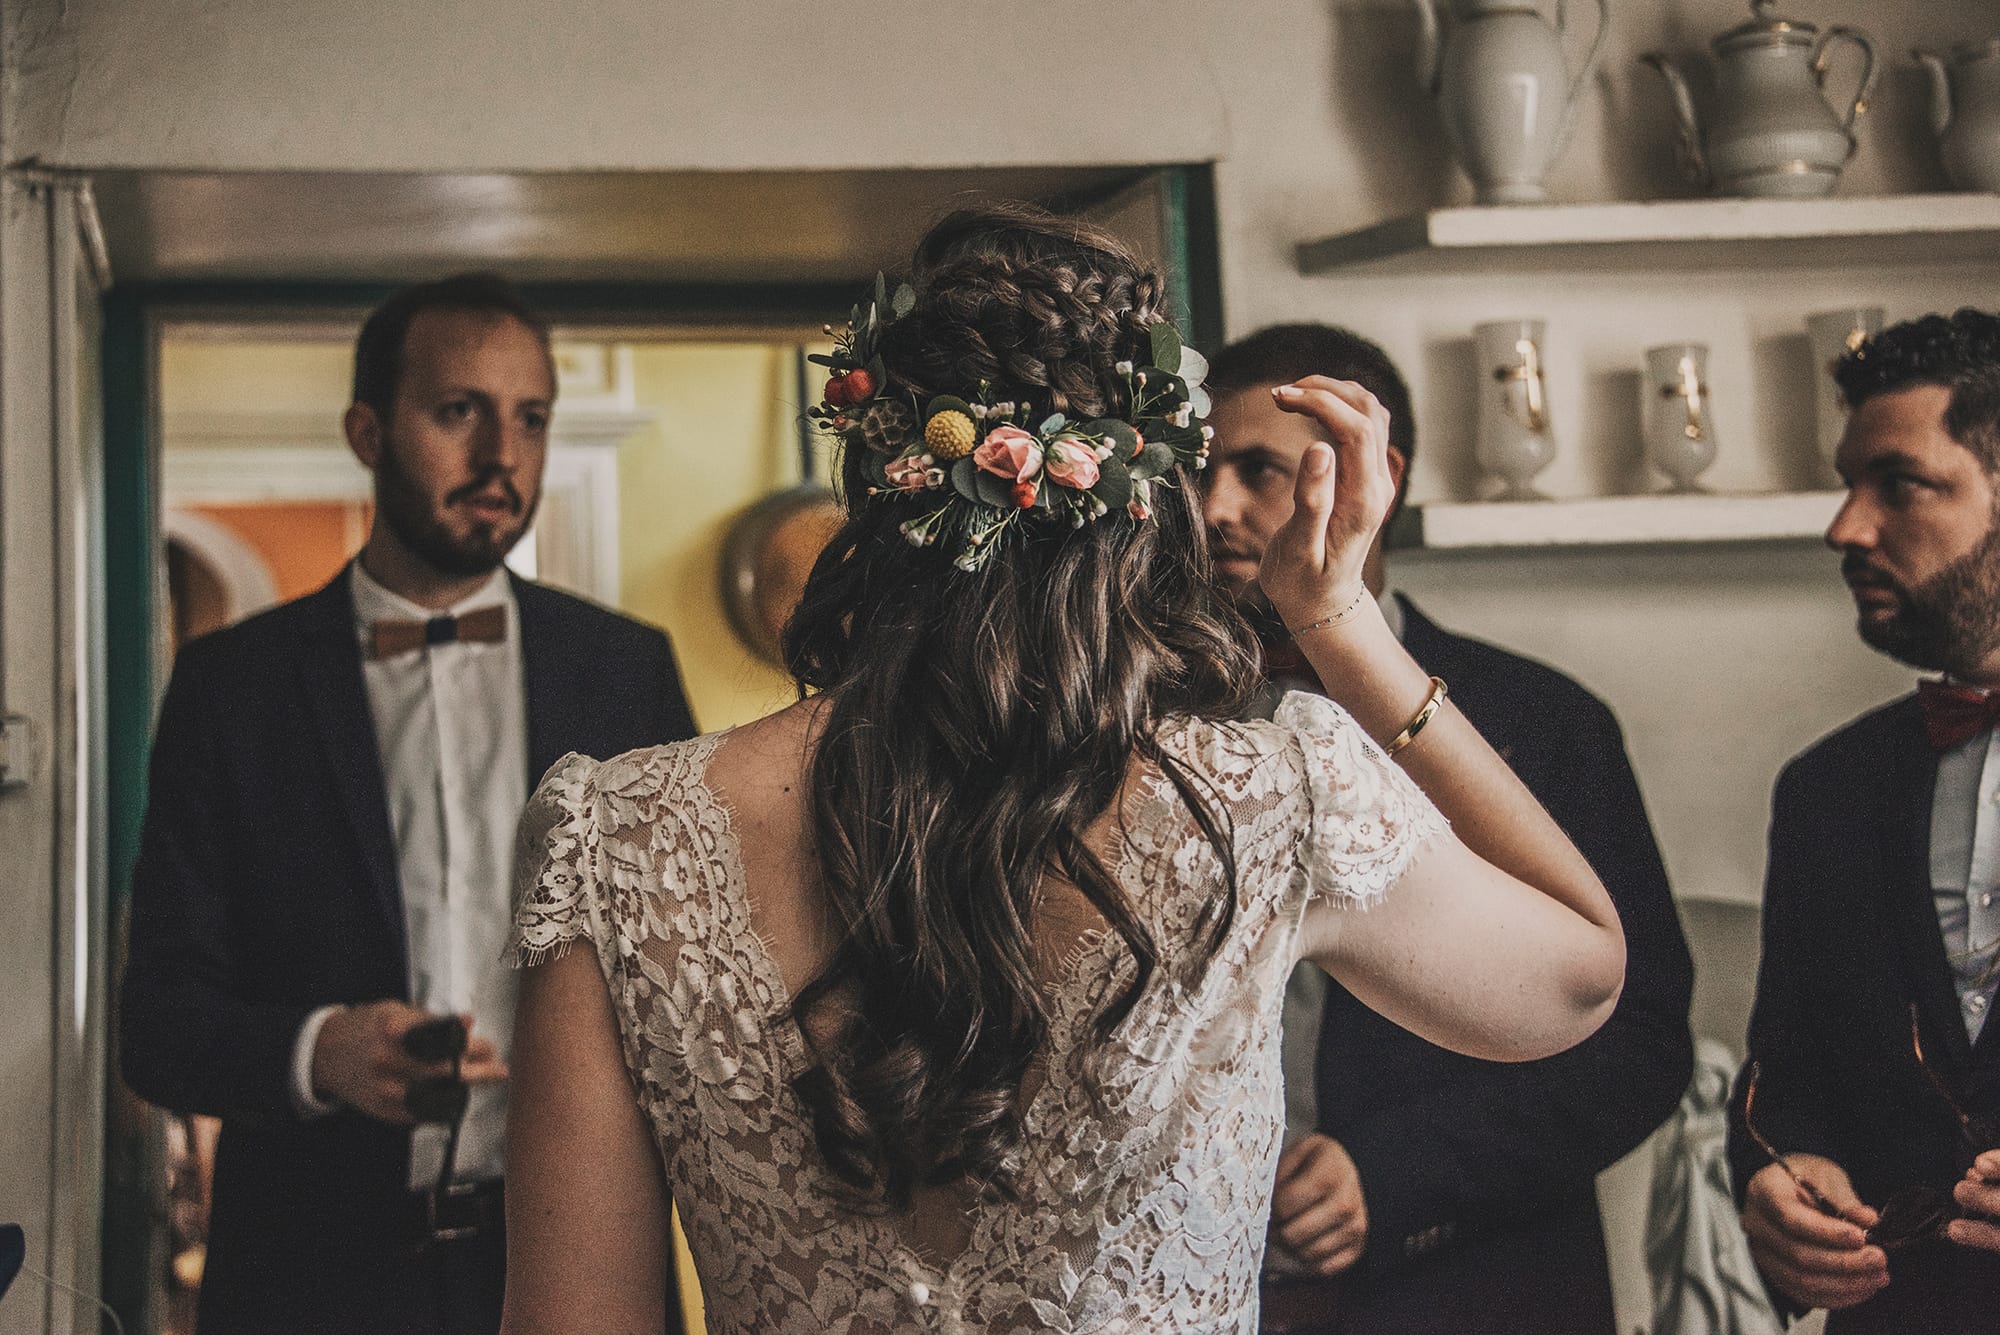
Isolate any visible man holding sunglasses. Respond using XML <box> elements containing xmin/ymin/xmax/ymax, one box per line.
<box><xmin>1730</xmin><ymin>308</ymin><xmax>2000</xmax><ymax>1333</ymax></box>
<box><xmin>121</xmin><ymin>275</ymin><xmax>697</xmax><ymax>1334</ymax></box>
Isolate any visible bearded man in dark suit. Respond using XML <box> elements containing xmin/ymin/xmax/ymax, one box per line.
<box><xmin>121</xmin><ymin>274</ymin><xmax>695</xmax><ymax>1334</ymax></box>
<box><xmin>1202</xmin><ymin>323</ymin><xmax>1695</xmax><ymax>1335</ymax></box>
<box><xmin>1728</xmin><ymin>308</ymin><xmax>2000</xmax><ymax>1334</ymax></box>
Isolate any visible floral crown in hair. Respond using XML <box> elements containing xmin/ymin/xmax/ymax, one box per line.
<box><xmin>809</xmin><ymin>274</ymin><xmax>1214</xmax><ymax>571</ymax></box>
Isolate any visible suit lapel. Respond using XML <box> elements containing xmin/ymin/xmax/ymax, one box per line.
<box><xmin>295</xmin><ymin>567</ymin><xmax>408</xmax><ymax>962</ymax></box>
<box><xmin>513</xmin><ymin>574</ymin><xmax>583</xmax><ymax>786</ymax></box>
<box><xmin>1881</xmin><ymin>699</ymin><xmax>1971</xmax><ymax>1073</ymax></box>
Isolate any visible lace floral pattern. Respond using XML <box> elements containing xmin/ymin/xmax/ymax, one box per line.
<box><xmin>511</xmin><ymin>690</ymin><xmax>1446</xmax><ymax>1333</ymax></box>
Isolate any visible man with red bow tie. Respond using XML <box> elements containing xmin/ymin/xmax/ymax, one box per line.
<box><xmin>121</xmin><ymin>275</ymin><xmax>695</xmax><ymax>1334</ymax></box>
<box><xmin>1730</xmin><ymin>308</ymin><xmax>2000</xmax><ymax>1333</ymax></box>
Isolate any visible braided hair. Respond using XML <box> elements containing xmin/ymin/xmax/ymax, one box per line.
<box><xmin>783</xmin><ymin>202</ymin><xmax>1258</xmax><ymax>1208</ymax></box>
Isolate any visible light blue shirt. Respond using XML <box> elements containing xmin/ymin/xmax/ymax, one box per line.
<box><xmin>1928</xmin><ymin>725</ymin><xmax>2000</xmax><ymax>1043</ymax></box>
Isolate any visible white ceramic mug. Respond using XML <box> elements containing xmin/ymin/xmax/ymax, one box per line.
<box><xmin>1805</xmin><ymin>307</ymin><xmax>1883</xmax><ymax>469</ymax></box>
<box><xmin>1474</xmin><ymin>318</ymin><xmax>1555</xmax><ymax>500</ymax></box>
<box><xmin>1643</xmin><ymin>343</ymin><xmax>1718</xmax><ymax>492</ymax></box>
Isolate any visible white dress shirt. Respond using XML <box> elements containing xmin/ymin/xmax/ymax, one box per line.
<box><xmin>1929</xmin><ymin>723</ymin><xmax>2000</xmax><ymax>1044</ymax></box>
<box><xmin>289</xmin><ymin>561</ymin><xmax>528</xmax><ymax>1188</ymax></box>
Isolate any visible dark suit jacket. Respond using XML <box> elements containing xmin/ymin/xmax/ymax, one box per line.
<box><xmin>120</xmin><ymin>567</ymin><xmax>697</xmax><ymax>1334</ymax></box>
<box><xmin>1727</xmin><ymin>694</ymin><xmax>2000</xmax><ymax>1334</ymax></box>
<box><xmin>1284</xmin><ymin>597</ymin><xmax>1695</xmax><ymax>1335</ymax></box>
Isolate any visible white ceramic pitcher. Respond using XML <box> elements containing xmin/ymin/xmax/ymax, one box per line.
<box><xmin>1412</xmin><ymin>0</ymin><xmax>1611</xmax><ymax>205</ymax></box>
<box><xmin>1915</xmin><ymin>41</ymin><xmax>2000</xmax><ymax>193</ymax></box>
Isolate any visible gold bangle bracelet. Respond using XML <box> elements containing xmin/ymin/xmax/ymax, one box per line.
<box><xmin>1288</xmin><ymin>584</ymin><xmax>1370</xmax><ymax>637</ymax></box>
<box><xmin>1384</xmin><ymin>676</ymin><xmax>1449</xmax><ymax>757</ymax></box>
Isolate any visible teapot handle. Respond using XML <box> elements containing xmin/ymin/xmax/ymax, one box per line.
<box><xmin>1552</xmin><ymin>0</ymin><xmax>1612</xmax><ymax>158</ymax></box>
<box><xmin>1812</xmin><ymin>26</ymin><xmax>1879</xmax><ymax>136</ymax></box>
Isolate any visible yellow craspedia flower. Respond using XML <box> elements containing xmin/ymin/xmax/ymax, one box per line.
<box><xmin>925</xmin><ymin>409</ymin><xmax>978</xmax><ymax>460</ymax></box>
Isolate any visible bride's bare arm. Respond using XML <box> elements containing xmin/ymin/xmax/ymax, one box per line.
<box><xmin>503</xmin><ymin>947</ymin><xmax>672</xmax><ymax>1335</ymax></box>
<box><xmin>1260</xmin><ymin>378</ymin><xmax>1624</xmax><ymax>1061</ymax></box>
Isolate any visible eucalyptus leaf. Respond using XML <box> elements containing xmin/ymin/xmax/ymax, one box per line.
<box><xmin>874</xmin><ymin>272</ymin><xmax>888</xmax><ymax>313</ymax></box>
<box><xmin>1188</xmin><ymin>383</ymin><xmax>1212</xmax><ymax>418</ymax></box>
<box><xmin>892</xmin><ymin>283</ymin><xmax>916</xmax><ymax>319</ymax></box>
<box><xmin>1128</xmin><ymin>435</ymin><xmax>1178</xmax><ymax>481</ymax></box>
<box><xmin>1150</xmin><ymin>323</ymin><xmax>1183</xmax><ymax>378</ymax></box>
<box><xmin>951</xmin><ymin>457</ymin><xmax>984</xmax><ymax>504</ymax></box>
<box><xmin>1090</xmin><ymin>455</ymin><xmax>1133</xmax><ymax>509</ymax></box>
<box><xmin>975</xmin><ymin>468</ymin><xmax>1018</xmax><ymax>511</ymax></box>
<box><xmin>1177</xmin><ymin>344</ymin><xmax>1209</xmax><ymax>386</ymax></box>
<box><xmin>861</xmin><ymin>452</ymin><xmax>891</xmax><ymax>489</ymax></box>
<box><xmin>866</xmin><ymin>355</ymin><xmax>888</xmax><ymax>390</ymax></box>
<box><xmin>1038</xmin><ymin>413</ymin><xmax>1067</xmax><ymax>436</ymax></box>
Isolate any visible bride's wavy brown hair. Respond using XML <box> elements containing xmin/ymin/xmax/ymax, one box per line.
<box><xmin>783</xmin><ymin>201</ymin><xmax>1261</xmax><ymax>1207</ymax></box>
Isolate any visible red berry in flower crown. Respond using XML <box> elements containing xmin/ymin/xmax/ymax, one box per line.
<box><xmin>843</xmin><ymin>369</ymin><xmax>878</xmax><ymax>401</ymax></box>
<box><xmin>823</xmin><ymin>374</ymin><xmax>855</xmax><ymax>408</ymax></box>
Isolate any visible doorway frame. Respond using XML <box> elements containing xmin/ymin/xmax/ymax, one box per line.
<box><xmin>97</xmin><ymin>162</ymin><xmax>1223</xmax><ymax>1329</ymax></box>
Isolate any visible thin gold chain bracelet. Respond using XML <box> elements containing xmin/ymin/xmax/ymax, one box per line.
<box><xmin>1287</xmin><ymin>584</ymin><xmax>1370</xmax><ymax>637</ymax></box>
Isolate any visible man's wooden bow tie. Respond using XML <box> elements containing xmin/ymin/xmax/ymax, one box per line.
<box><xmin>368</xmin><ymin>605</ymin><xmax>507</xmax><ymax>660</ymax></box>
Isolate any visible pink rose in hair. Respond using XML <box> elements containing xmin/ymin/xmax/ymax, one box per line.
<box><xmin>1044</xmin><ymin>436</ymin><xmax>1101</xmax><ymax>491</ymax></box>
<box><xmin>974</xmin><ymin>425</ymin><xmax>1043</xmax><ymax>482</ymax></box>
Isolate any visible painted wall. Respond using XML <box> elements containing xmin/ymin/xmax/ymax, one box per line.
<box><xmin>617</xmin><ymin>343</ymin><xmax>803</xmax><ymax>731</ymax></box>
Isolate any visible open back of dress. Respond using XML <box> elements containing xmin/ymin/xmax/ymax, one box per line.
<box><xmin>511</xmin><ymin>692</ymin><xmax>1444</xmax><ymax>1334</ymax></box>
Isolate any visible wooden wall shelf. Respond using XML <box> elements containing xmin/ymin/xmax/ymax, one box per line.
<box><xmin>1386</xmin><ymin>490</ymin><xmax>1843</xmax><ymax>551</ymax></box>
<box><xmin>1298</xmin><ymin>195</ymin><xmax>2000</xmax><ymax>276</ymax></box>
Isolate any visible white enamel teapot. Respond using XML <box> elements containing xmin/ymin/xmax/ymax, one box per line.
<box><xmin>1641</xmin><ymin>0</ymin><xmax>1877</xmax><ymax>198</ymax></box>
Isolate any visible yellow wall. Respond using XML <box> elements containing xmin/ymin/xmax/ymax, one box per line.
<box><xmin>160</xmin><ymin>338</ymin><xmax>354</xmax><ymax>417</ymax></box>
<box><xmin>615</xmin><ymin>343</ymin><xmax>804</xmax><ymax>732</ymax></box>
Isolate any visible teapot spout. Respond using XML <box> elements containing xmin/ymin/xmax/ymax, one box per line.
<box><xmin>1411</xmin><ymin>0</ymin><xmax>1442</xmax><ymax>96</ymax></box>
<box><xmin>1640</xmin><ymin>53</ymin><xmax>1710</xmax><ymax>188</ymax></box>
<box><xmin>1913</xmin><ymin>48</ymin><xmax>1953</xmax><ymax>137</ymax></box>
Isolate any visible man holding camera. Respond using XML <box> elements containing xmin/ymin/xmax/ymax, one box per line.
<box><xmin>121</xmin><ymin>275</ymin><xmax>696</xmax><ymax>1334</ymax></box>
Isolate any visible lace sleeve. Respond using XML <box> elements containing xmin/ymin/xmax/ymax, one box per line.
<box><xmin>1275</xmin><ymin>689</ymin><xmax>1449</xmax><ymax>911</ymax></box>
<box><xmin>509</xmin><ymin>752</ymin><xmax>606</xmax><ymax>967</ymax></box>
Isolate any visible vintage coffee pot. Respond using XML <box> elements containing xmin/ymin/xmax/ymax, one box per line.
<box><xmin>1412</xmin><ymin>0</ymin><xmax>1610</xmax><ymax>205</ymax></box>
<box><xmin>1641</xmin><ymin>0</ymin><xmax>1877</xmax><ymax>198</ymax></box>
<box><xmin>1914</xmin><ymin>41</ymin><xmax>2000</xmax><ymax>193</ymax></box>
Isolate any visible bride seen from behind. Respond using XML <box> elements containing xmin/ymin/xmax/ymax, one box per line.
<box><xmin>501</xmin><ymin>202</ymin><xmax>1624</xmax><ymax>1333</ymax></box>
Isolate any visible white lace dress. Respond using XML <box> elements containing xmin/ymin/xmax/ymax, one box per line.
<box><xmin>510</xmin><ymin>691</ymin><xmax>1446</xmax><ymax>1334</ymax></box>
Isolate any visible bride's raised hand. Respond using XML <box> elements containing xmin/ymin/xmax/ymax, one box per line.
<box><xmin>1254</xmin><ymin>378</ymin><xmax>1398</xmax><ymax>631</ymax></box>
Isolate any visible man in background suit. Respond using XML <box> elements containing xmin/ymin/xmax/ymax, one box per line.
<box><xmin>1202</xmin><ymin>324</ymin><xmax>1695</xmax><ymax>1334</ymax></box>
<box><xmin>121</xmin><ymin>274</ymin><xmax>696</xmax><ymax>1334</ymax></box>
<box><xmin>1728</xmin><ymin>308</ymin><xmax>2000</xmax><ymax>1333</ymax></box>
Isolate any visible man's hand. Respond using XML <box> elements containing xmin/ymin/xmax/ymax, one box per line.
<box><xmin>1949</xmin><ymin>1149</ymin><xmax>2000</xmax><ymax>1253</ymax></box>
<box><xmin>1740</xmin><ymin>1155</ymin><xmax>1889</xmax><ymax>1310</ymax></box>
<box><xmin>1271</xmin><ymin>1133</ymin><xmax>1368</xmax><ymax>1276</ymax></box>
<box><xmin>310</xmin><ymin>1000</ymin><xmax>508</xmax><ymax>1124</ymax></box>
